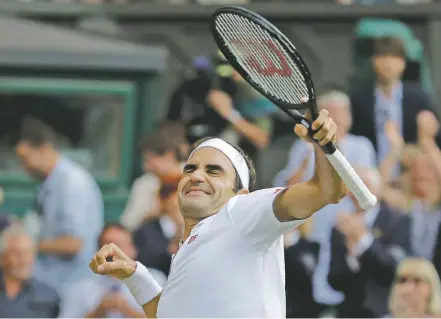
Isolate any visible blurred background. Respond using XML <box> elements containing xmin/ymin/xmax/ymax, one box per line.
<box><xmin>1</xmin><ymin>0</ymin><xmax>441</xmax><ymax>318</ymax></box>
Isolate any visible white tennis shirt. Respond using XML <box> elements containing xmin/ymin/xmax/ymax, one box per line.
<box><xmin>157</xmin><ymin>187</ymin><xmax>304</xmax><ymax>318</ymax></box>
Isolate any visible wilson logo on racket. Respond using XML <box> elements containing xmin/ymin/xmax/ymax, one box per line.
<box><xmin>231</xmin><ymin>39</ymin><xmax>292</xmax><ymax>77</ymax></box>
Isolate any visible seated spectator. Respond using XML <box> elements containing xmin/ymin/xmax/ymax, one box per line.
<box><xmin>379</xmin><ymin>112</ymin><xmax>441</xmax><ymax>268</ymax></box>
<box><xmin>273</xmin><ymin>88</ymin><xmax>375</xmax><ymax>187</ymax></box>
<box><xmin>120</xmin><ymin>122</ymin><xmax>187</xmax><ymax>232</ymax></box>
<box><xmin>284</xmin><ymin>218</ymin><xmax>322</xmax><ymax>318</ymax></box>
<box><xmin>388</xmin><ymin>258</ymin><xmax>441</xmax><ymax>318</ymax></box>
<box><xmin>350</xmin><ymin>36</ymin><xmax>441</xmax><ymax>178</ymax></box>
<box><xmin>273</xmin><ymin>88</ymin><xmax>376</xmax><ymax>311</ymax></box>
<box><xmin>328</xmin><ymin>167</ymin><xmax>411</xmax><ymax>318</ymax></box>
<box><xmin>133</xmin><ymin>176</ymin><xmax>184</xmax><ymax>277</ymax></box>
<box><xmin>0</xmin><ymin>224</ymin><xmax>60</xmax><ymax>317</ymax></box>
<box><xmin>59</xmin><ymin>223</ymin><xmax>166</xmax><ymax>318</ymax></box>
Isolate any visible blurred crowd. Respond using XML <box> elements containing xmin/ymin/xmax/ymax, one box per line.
<box><xmin>1</xmin><ymin>22</ymin><xmax>441</xmax><ymax>319</ymax></box>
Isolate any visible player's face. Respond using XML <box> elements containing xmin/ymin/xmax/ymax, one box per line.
<box><xmin>178</xmin><ymin>147</ymin><xmax>238</xmax><ymax>219</ymax></box>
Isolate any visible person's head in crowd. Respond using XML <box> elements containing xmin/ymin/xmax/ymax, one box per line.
<box><xmin>15</xmin><ymin>117</ymin><xmax>58</xmax><ymax>179</ymax></box>
<box><xmin>316</xmin><ymin>88</ymin><xmax>352</xmax><ymax>141</ymax></box>
<box><xmin>177</xmin><ymin>137</ymin><xmax>257</xmax><ymax>219</ymax></box>
<box><xmin>159</xmin><ymin>178</ymin><xmax>184</xmax><ymax>229</ymax></box>
<box><xmin>407</xmin><ymin>149</ymin><xmax>440</xmax><ymax>201</ymax></box>
<box><xmin>138</xmin><ymin>125</ymin><xmax>185</xmax><ymax>179</ymax></box>
<box><xmin>0</xmin><ymin>224</ymin><xmax>35</xmax><ymax>282</ymax></box>
<box><xmin>389</xmin><ymin>257</ymin><xmax>441</xmax><ymax>318</ymax></box>
<box><xmin>157</xmin><ymin>121</ymin><xmax>189</xmax><ymax>160</ymax></box>
<box><xmin>348</xmin><ymin>167</ymin><xmax>382</xmax><ymax>211</ymax></box>
<box><xmin>98</xmin><ymin>223</ymin><xmax>137</xmax><ymax>261</ymax></box>
<box><xmin>373</xmin><ymin>36</ymin><xmax>406</xmax><ymax>86</ymax></box>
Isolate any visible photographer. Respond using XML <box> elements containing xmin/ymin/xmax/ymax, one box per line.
<box><xmin>167</xmin><ymin>52</ymin><xmax>277</xmax><ymax>161</ymax></box>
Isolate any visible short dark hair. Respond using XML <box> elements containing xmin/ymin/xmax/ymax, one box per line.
<box><xmin>98</xmin><ymin>223</ymin><xmax>129</xmax><ymax>247</ymax></box>
<box><xmin>18</xmin><ymin>117</ymin><xmax>55</xmax><ymax>147</ymax></box>
<box><xmin>189</xmin><ymin>137</ymin><xmax>257</xmax><ymax>192</ymax></box>
<box><xmin>138</xmin><ymin>122</ymin><xmax>188</xmax><ymax>161</ymax></box>
<box><xmin>373</xmin><ymin>36</ymin><xmax>406</xmax><ymax>59</ymax></box>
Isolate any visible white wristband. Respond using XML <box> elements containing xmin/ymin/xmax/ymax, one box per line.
<box><xmin>122</xmin><ymin>261</ymin><xmax>163</xmax><ymax>306</ymax></box>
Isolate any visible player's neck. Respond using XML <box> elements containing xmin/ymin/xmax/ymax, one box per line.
<box><xmin>183</xmin><ymin>217</ymin><xmax>204</xmax><ymax>241</ymax></box>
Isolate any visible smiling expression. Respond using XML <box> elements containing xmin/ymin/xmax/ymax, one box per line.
<box><xmin>177</xmin><ymin>147</ymin><xmax>240</xmax><ymax>219</ymax></box>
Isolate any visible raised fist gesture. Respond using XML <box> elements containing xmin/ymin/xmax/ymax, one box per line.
<box><xmin>89</xmin><ymin>243</ymin><xmax>137</xmax><ymax>280</ymax></box>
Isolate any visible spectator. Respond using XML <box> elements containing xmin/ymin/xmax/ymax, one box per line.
<box><xmin>14</xmin><ymin>117</ymin><xmax>104</xmax><ymax>295</ymax></box>
<box><xmin>328</xmin><ymin>167</ymin><xmax>411</xmax><ymax>317</ymax></box>
<box><xmin>388</xmin><ymin>258</ymin><xmax>441</xmax><ymax>318</ymax></box>
<box><xmin>207</xmin><ymin>53</ymin><xmax>277</xmax><ymax>159</ymax></box>
<box><xmin>133</xmin><ymin>166</ymin><xmax>184</xmax><ymax>277</ymax></box>
<box><xmin>273</xmin><ymin>88</ymin><xmax>375</xmax><ymax>187</ymax></box>
<box><xmin>284</xmin><ymin>218</ymin><xmax>322</xmax><ymax>318</ymax></box>
<box><xmin>379</xmin><ymin>111</ymin><xmax>441</xmax><ymax>268</ymax></box>
<box><xmin>59</xmin><ymin>223</ymin><xmax>166</xmax><ymax>318</ymax></box>
<box><xmin>0</xmin><ymin>224</ymin><xmax>60</xmax><ymax>317</ymax></box>
<box><xmin>120</xmin><ymin>123</ymin><xmax>187</xmax><ymax>232</ymax></box>
<box><xmin>350</xmin><ymin>36</ymin><xmax>441</xmax><ymax>178</ymax></box>
<box><xmin>273</xmin><ymin>88</ymin><xmax>376</xmax><ymax>311</ymax></box>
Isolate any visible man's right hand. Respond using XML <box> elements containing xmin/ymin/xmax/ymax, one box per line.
<box><xmin>89</xmin><ymin>243</ymin><xmax>137</xmax><ymax>280</ymax></box>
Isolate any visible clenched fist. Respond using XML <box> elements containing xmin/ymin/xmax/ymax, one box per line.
<box><xmin>89</xmin><ymin>243</ymin><xmax>137</xmax><ymax>280</ymax></box>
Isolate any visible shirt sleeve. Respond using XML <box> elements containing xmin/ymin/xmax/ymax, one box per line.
<box><xmin>57</xmin><ymin>175</ymin><xmax>101</xmax><ymax>239</ymax></box>
<box><xmin>357</xmin><ymin>137</ymin><xmax>377</xmax><ymax>168</ymax></box>
<box><xmin>227</xmin><ymin>187</ymin><xmax>305</xmax><ymax>252</ymax></box>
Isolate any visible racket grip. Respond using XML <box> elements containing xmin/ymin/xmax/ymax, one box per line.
<box><xmin>325</xmin><ymin>149</ymin><xmax>377</xmax><ymax>210</ymax></box>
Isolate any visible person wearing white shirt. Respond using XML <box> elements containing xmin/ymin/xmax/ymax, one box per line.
<box><xmin>89</xmin><ymin>109</ymin><xmax>348</xmax><ymax>318</ymax></box>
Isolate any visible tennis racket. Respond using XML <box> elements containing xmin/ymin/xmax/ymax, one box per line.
<box><xmin>210</xmin><ymin>6</ymin><xmax>377</xmax><ymax>210</ymax></box>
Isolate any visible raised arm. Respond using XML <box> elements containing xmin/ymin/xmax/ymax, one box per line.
<box><xmin>274</xmin><ymin>110</ymin><xmax>348</xmax><ymax>221</ymax></box>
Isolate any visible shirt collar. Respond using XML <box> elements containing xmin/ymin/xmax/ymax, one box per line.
<box><xmin>375</xmin><ymin>81</ymin><xmax>403</xmax><ymax>102</ymax></box>
<box><xmin>0</xmin><ymin>271</ymin><xmax>33</xmax><ymax>292</ymax></box>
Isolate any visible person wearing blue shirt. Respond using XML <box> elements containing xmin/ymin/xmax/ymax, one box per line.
<box><xmin>15</xmin><ymin>117</ymin><xmax>104</xmax><ymax>296</ymax></box>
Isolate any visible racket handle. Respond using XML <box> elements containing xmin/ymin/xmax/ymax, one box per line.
<box><xmin>325</xmin><ymin>149</ymin><xmax>377</xmax><ymax>210</ymax></box>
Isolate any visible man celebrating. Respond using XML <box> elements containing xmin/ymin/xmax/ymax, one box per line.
<box><xmin>89</xmin><ymin>109</ymin><xmax>347</xmax><ymax>318</ymax></box>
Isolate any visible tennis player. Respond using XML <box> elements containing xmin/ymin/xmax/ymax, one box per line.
<box><xmin>89</xmin><ymin>109</ymin><xmax>347</xmax><ymax>318</ymax></box>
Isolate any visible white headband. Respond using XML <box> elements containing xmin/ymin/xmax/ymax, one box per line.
<box><xmin>188</xmin><ymin>138</ymin><xmax>250</xmax><ymax>190</ymax></box>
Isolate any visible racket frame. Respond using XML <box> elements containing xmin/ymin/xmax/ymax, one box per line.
<box><xmin>211</xmin><ymin>6</ymin><xmax>319</xmax><ymax>122</ymax></box>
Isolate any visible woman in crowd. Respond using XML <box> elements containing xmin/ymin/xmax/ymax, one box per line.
<box><xmin>388</xmin><ymin>257</ymin><xmax>441</xmax><ymax>318</ymax></box>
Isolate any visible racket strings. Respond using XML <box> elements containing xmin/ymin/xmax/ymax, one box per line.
<box><xmin>215</xmin><ymin>14</ymin><xmax>309</xmax><ymax>106</ymax></box>
<box><xmin>217</xmin><ymin>15</ymin><xmax>293</xmax><ymax>101</ymax></box>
